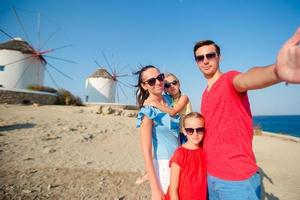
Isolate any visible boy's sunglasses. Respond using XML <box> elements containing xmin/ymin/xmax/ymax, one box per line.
<box><xmin>195</xmin><ymin>52</ymin><xmax>217</xmax><ymax>63</ymax></box>
<box><xmin>143</xmin><ymin>73</ymin><xmax>165</xmax><ymax>86</ymax></box>
<box><xmin>164</xmin><ymin>80</ymin><xmax>178</xmax><ymax>89</ymax></box>
<box><xmin>185</xmin><ymin>127</ymin><xmax>205</xmax><ymax>135</ymax></box>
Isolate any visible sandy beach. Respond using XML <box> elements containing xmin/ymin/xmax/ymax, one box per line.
<box><xmin>0</xmin><ymin>104</ymin><xmax>299</xmax><ymax>200</ymax></box>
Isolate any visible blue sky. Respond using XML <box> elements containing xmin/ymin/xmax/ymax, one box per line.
<box><xmin>1</xmin><ymin>0</ymin><xmax>299</xmax><ymax>115</ymax></box>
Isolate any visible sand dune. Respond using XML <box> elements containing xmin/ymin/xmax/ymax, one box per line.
<box><xmin>0</xmin><ymin>104</ymin><xmax>299</xmax><ymax>199</ymax></box>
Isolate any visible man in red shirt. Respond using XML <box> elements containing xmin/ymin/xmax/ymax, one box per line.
<box><xmin>193</xmin><ymin>28</ymin><xmax>300</xmax><ymax>200</ymax></box>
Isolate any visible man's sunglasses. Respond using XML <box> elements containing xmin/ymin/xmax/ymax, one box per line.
<box><xmin>143</xmin><ymin>73</ymin><xmax>165</xmax><ymax>86</ymax></box>
<box><xmin>185</xmin><ymin>127</ymin><xmax>205</xmax><ymax>135</ymax></box>
<box><xmin>195</xmin><ymin>52</ymin><xmax>217</xmax><ymax>63</ymax></box>
<box><xmin>164</xmin><ymin>80</ymin><xmax>178</xmax><ymax>89</ymax></box>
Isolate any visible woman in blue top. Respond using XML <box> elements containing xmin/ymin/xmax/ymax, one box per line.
<box><xmin>135</xmin><ymin>65</ymin><xmax>180</xmax><ymax>200</ymax></box>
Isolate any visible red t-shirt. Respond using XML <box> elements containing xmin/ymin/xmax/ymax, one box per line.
<box><xmin>201</xmin><ymin>71</ymin><xmax>258</xmax><ymax>180</ymax></box>
<box><xmin>165</xmin><ymin>146</ymin><xmax>207</xmax><ymax>200</ymax></box>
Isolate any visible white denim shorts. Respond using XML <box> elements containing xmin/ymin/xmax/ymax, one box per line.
<box><xmin>153</xmin><ymin>159</ymin><xmax>170</xmax><ymax>194</ymax></box>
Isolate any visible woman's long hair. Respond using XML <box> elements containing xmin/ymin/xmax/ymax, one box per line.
<box><xmin>134</xmin><ymin>65</ymin><xmax>158</xmax><ymax>108</ymax></box>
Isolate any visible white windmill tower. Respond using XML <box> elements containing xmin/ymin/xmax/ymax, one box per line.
<box><xmin>0</xmin><ymin>37</ymin><xmax>46</xmax><ymax>89</ymax></box>
<box><xmin>0</xmin><ymin>7</ymin><xmax>75</xmax><ymax>90</ymax></box>
<box><xmin>85</xmin><ymin>68</ymin><xmax>116</xmax><ymax>103</ymax></box>
<box><xmin>85</xmin><ymin>52</ymin><xmax>132</xmax><ymax>104</ymax></box>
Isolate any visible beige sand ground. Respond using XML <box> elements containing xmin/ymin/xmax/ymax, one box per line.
<box><xmin>0</xmin><ymin>104</ymin><xmax>299</xmax><ymax>199</ymax></box>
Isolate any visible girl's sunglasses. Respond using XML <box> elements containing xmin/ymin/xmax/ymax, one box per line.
<box><xmin>185</xmin><ymin>127</ymin><xmax>205</xmax><ymax>135</ymax></box>
<box><xmin>164</xmin><ymin>80</ymin><xmax>178</xmax><ymax>89</ymax></box>
<box><xmin>143</xmin><ymin>73</ymin><xmax>165</xmax><ymax>86</ymax></box>
<box><xmin>195</xmin><ymin>52</ymin><xmax>217</xmax><ymax>63</ymax></box>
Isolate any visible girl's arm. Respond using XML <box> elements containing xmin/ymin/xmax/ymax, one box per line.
<box><xmin>169</xmin><ymin>162</ymin><xmax>180</xmax><ymax>200</ymax></box>
<box><xmin>148</xmin><ymin>95</ymin><xmax>189</xmax><ymax>116</ymax></box>
<box><xmin>140</xmin><ymin>116</ymin><xmax>164</xmax><ymax>200</ymax></box>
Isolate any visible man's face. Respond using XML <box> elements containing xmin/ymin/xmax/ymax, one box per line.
<box><xmin>195</xmin><ymin>44</ymin><xmax>220</xmax><ymax>78</ymax></box>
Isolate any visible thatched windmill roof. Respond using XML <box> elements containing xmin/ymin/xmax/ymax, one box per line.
<box><xmin>0</xmin><ymin>38</ymin><xmax>47</xmax><ymax>64</ymax></box>
<box><xmin>89</xmin><ymin>68</ymin><xmax>114</xmax><ymax>80</ymax></box>
<box><xmin>0</xmin><ymin>38</ymin><xmax>35</xmax><ymax>54</ymax></box>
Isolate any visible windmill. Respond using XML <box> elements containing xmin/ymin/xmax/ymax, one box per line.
<box><xmin>85</xmin><ymin>51</ymin><xmax>133</xmax><ymax>104</ymax></box>
<box><xmin>0</xmin><ymin>7</ymin><xmax>75</xmax><ymax>90</ymax></box>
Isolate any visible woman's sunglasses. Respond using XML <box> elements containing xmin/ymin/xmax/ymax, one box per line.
<box><xmin>185</xmin><ymin>127</ymin><xmax>205</xmax><ymax>135</ymax></box>
<box><xmin>143</xmin><ymin>73</ymin><xmax>165</xmax><ymax>86</ymax></box>
<box><xmin>195</xmin><ymin>52</ymin><xmax>217</xmax><ymax>63</ymax></box>
<box><xmin>164</xmin><ymin>80</ymin><xmax>178</xmax><ymax>89</ymax></box>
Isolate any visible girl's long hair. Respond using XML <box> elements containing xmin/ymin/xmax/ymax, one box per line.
<box><xmin>134</xmin><ymin>65</ymin><xmax>158</xmax><ymax>108</ymax></box>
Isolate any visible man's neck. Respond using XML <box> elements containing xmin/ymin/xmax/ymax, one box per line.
<box><xmin>206</xmin><ymin>70</ymin><xmax>223</xmax><ymax>90</ymax></box>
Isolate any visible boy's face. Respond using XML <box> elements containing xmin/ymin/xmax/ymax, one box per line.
<box><xmin>183</xmin><ymin>118</ymin><xmax>205</xmax><ymax>145</ymax></box>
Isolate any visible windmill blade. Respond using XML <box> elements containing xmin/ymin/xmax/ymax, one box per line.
<box><xmin>94</xmin><ymin>60</ymin><xmax>102</xmax><ymax>67</ymax></box>
<box><xmin>39</xmin><ymin>27</ymin><xmax>61</xmax><ymax>50</ymax></box>
<box><xmin>12</xmin><ymin>6</ymin><xmax>32</xmax><ymax>46</ymax></box>
<box><xmin>0</xmin><ymin>29</ymin><xmax>14</xmax><ymax>40</ymax></box>
<box><xmin>117</xmin><ymin>79</ymin><xmax>133</xmax><ymax>89</ymax></box>
<box><xmin>46</xmin><ymin>61</ymin><xmax>73</xmax><ymax>80</ymax></box>
<box><xmin>44</xmin><ymin>55</ymin><xmax>77</xmax><ymax>64</ymax></box>
<box><xmin>13</xmin><ymin>61</ymin><xmax>31</xmax><ymax>88</ymax></box>
<box><xmin>37</xmin><ymin>12</ymin><xmax>41</xmax><ymax>49</ymax></box>
<box><xmin>117</xmin><ymin>83</ymin><xmax>129</xmax><ymax>101</ymax></box>
<box><xmin>38</xmin><ymin>44</ymin><xmax>73</xmax><ymax>55</ymax></box>
<box><xmin>101</xmin><ymin>51</ymin><xmax>114</xmax><ymax>73</ymax></box>
<box><xmin>36</xmin><ymin>61</ymin><xmax>41</xmax><ymax>84</ymax></box>
<box><xmin>115</xmin><ymin>83</ymin><xmax>119</xmax><ymax>103</ymax></box>
<box><xmin>3</xmin><ymin>55</ymin><xmax>33</xmax><ymax>66</ymax></box>
<box><xmin>111</xmin><ymin>52</ymin><xmax>117</xmax><ymax>74</ymax></box>
<box><xmin>116</xmin><ymin>74</ymin><xmax>131</xmax><ymax>78</ymax></box>
<box><xmin>115</xmin><ymin>62</ymin><xmax>120</xmax><ymax>72</ymax></box>
<box><xmin>118</xmin><ymin>64</ymin><xmax>130</xmax><ymax>75</ymax></box>
<box><xmin>42</xmin><ymin>64</ymin><xmax>60</xmax><ymax>89</ymax></box>
<box><xmin>50</xmin><ymin>44</ymin><xmax>72</xmax><ymax>52</ymax></box>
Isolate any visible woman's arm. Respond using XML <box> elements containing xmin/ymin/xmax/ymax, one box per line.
<box><xmin>169</xmin><ymin>162</ymin><xmax>180</xmax><ymax>200</ymax></box>
<box><xmin>147</xmin><ymin>95</ymin><xmax>189</xmax><ymax>116</ymax></box>
<box><xmin>140</xmin><ymin>116</ymin><xmax>164</xmax><ymax>200</ymax></box>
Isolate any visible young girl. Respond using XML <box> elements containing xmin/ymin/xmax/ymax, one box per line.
<box><xmin>165</xmin><ymin>112</ymin><xmax>207</xmax><ymax>200</ymax></box>
<box><xmin>135</xmin><ymin>65</ymin><xmax>180</xmax><ymax>199</ymax></box>
<box><xmin>153</xmin><ymin>73</ymin><xmax>192</xmax><ymax>144</ymax></box>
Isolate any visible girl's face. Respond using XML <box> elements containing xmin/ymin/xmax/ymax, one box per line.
<box><xmin>164</xmin><ymin>75</ymin><xmax>180</xmax><ymax>97</ymax></box>
<box><xmin>141</xmin><ymin>68</ymin><xmax>164</xmax><ymax>95</ymax></box>
<box><xmin>183</xmin><ymin>118</ymin><xmax>205</xmax><ymax>146</ymax></box>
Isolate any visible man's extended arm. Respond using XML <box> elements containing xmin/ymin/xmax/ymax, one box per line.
<box><xmin>233</xmin><ymin>27</ymin><xmax>300</xmax><ymax>93</ymax></box>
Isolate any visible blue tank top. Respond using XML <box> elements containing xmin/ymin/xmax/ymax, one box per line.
<box><xmin>136</xmin><ymin>94</ymin><xmax>180</xmax><ymax>160</ymax></box>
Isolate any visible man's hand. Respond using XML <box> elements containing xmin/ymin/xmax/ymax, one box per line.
<box><xmin>276</xmin><ymin>27</ymin><xmax>300</xmax><ymax>83</ymax></box>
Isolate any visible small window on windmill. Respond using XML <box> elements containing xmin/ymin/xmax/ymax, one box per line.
<box><xmin>0</xmin><ymin>66</ymin><xmax>4</xmax><ymax>71</ymax></box>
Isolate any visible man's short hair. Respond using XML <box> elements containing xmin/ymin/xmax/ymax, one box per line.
<box><xmin>193</xmin><ymin>40</ymin><xmax>221</xmax><ymax>57</ymax></box>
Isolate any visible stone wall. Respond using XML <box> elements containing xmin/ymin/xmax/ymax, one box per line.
<box><xmin>85</xmin><ymin>103</ymin><xmax>138</xmax><ymax>118</ymax></box>
<box><xmin>0</xmin><ymin>88</ymin><xmax>57</xmax><ymax>105</ymax></box>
